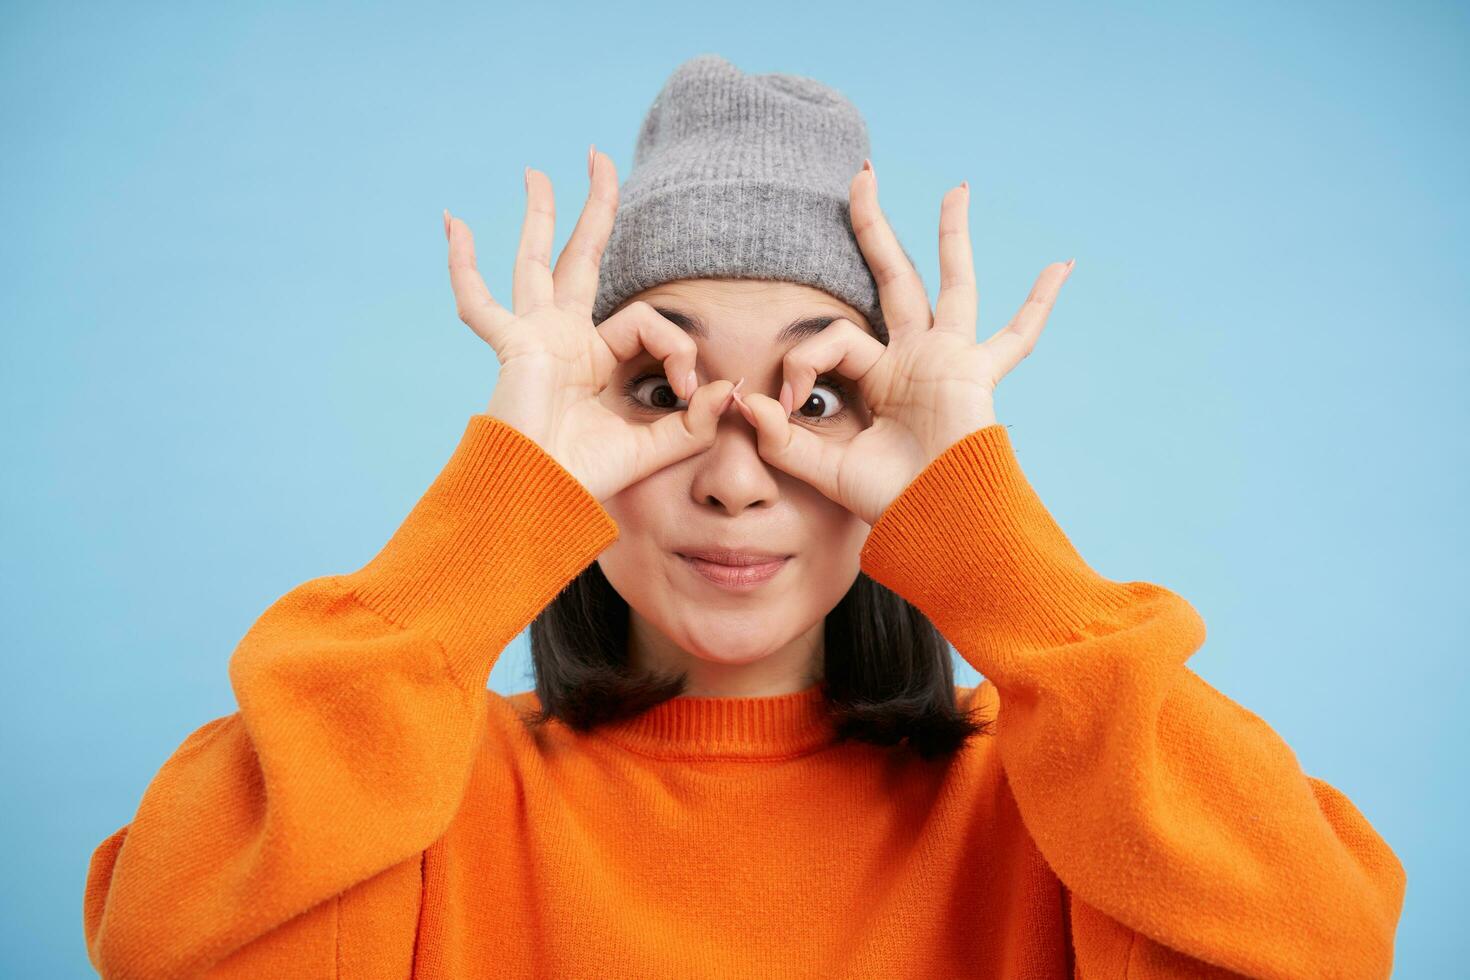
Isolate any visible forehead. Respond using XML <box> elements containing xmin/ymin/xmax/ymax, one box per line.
<box><xmin>626</xmin><ymin>279</ymin><xmax>873</xmax><ymax>348</ymax></box>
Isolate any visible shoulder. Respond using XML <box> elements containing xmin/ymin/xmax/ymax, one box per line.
<box><xmin>478</xmin><ymin>688</ymin><xmax>562</xmax><ymax>754</ymax></box>
<box><xmin>955</xmin><ymin>679</ymin><xmax>1000</xmax><ymax>713</ymax></box>
<box><xmin>486</xmin><ymin>688</ymin><xmax>546</xmax><ymax>730</ymax></box>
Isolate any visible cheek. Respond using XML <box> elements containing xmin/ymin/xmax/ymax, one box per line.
<box><xmin>775</xmin><ymin>497</ymin><xmax>866</xmax><ymax>618</ymax></box>
<box><xmin>800</xmin><ymin>495</ymin><xmax>869</xmax><ymax>568</ymax></box>
<box><xmin>596</xmin><ymin>478</ymin><xmax>672</xmax><ymax>599</ymax></box>
<box><xmin>599</xmin><ymin>462</ymin><xmax>684</xmax><ymax>543</ymax></box>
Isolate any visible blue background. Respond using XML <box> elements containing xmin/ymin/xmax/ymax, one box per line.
<box><xmin>4</xmin><ymin>1</ymin><xmax>1464</xmax><ymax>975</ymax></box>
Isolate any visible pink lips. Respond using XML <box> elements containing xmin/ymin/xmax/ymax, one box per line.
<box><xmin>677</xmin><ymin>551</ymin><xmax>791</xmax><ymax>590</ymax></box>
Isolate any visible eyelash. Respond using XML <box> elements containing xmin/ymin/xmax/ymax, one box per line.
<box><xmin>620</xmin><ymin>372</ymin><xmax>855</xmax><ymax>426</ymax></box>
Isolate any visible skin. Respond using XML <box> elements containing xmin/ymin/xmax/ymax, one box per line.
<box><xmin>595</xmin><ymin>278</ymin><xmax>879</xmax><ymax>697</ymax></box>
<box><xmin>443</xmin><ymin>149</ymin><xmax>1073</xmax><ymax>699</ymax></box>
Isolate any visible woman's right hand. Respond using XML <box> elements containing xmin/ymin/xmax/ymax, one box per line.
<box><xmin>443</xmin><ymin>148</ymin><xmax>740</xmax><ymax>504</ymax></box>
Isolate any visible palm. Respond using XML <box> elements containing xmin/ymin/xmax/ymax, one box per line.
<box><xmin>444</xmin><ymin>154</ymin><xmax>743</xmax><ymax>503</ymax></box>
<box><xmin>833</xmin><ymin>333</ymin><xmax>998</xmax><ymax>521</ymax></box>
<box><xmin>732</xmin><ymin>165</ymin><xmax>1074</xmax><ymax>526</ymax></box>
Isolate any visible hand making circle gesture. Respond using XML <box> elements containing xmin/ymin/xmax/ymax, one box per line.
<box><xmin>445</xmin><ymin>149</ymin><xmax>741</xmax><ymax>504</ymax></box>
<box><xmin>728</xmin><ymin>163</ymin><xmax>1075</xmax><ymax>526</ymax></box>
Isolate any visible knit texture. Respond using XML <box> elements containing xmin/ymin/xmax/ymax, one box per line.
<box><xmin>592</xmin><ymin>53</ymin><xmax>917</xmax><ymax>338</ymax></box>
<box><xmin>83</xmin><ymin>415</ymin><xmax>1406</xmax><ymax>979</ymax></box>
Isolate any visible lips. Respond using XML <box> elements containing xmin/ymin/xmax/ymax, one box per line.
<box><xmin>677</xmin><ymin>549</ymin><xmax>792</xmax><ymax>566</ymax></box>
<box><xmin>675</xmin><ymin>549</ymin><xmax>792</xmax><ymax>589</ymax></box>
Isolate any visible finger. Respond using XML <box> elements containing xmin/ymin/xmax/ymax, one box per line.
<box><xmin>731</xmin><ymin>390</ymin><xmax>848</xmax><ymax>503</ymax></box>
<box><xmin>778</xmin><ymin>317</ymin><xmax>886</xmax><ymax>419</ymax></box>
<box><xmin>514</xmin><ymin>168</ymin><xmax>557</xmax><ymax>316</ymax></box>
<box><xmin>625</xmin><ymin>378</ymin><xmax>741</xmax><ymax>482</ymax></box>
<box><xmin>595</xmin><ymin>300</ymin><xmax>701</xmax><ymax>400</ymax></box>
<box><xmin>552</xmin><ymin>146</ymin><xmax>620</xmax><ymax>318</ymax></box>
<box><xmin>848</xmin><ymin>162</ymin><xmax>931</xmax><ymax>339</ymax></box>
<box><xmin>932</xmin><ymin>183</ymin><xmax>978</xmax><ymax>339</ymax></box>
<box><xmin>981</xmin><ymin>259</ymin><xmax>1075</xmax><ymax>380</ymax></box>
<box><xmin>446</xmin><ymin>211</ymin><xmax>516</xmax><ymax>350</ymax></box>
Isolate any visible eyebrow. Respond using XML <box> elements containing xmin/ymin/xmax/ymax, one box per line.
<box><xmin>652</xmin><ymin>307</ymin><xmax>841</xmax><ymax>345</ymax></box>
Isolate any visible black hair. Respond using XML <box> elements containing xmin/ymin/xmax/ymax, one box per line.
<box><xmin>519</xmin><ymin>290</ymin><xmax>993</xmax><ymax>759</ymax></box>
<box><xmin>523</xmin><ymin>561</ymin><xmax>994</xmax><ymax>759</ymax></box>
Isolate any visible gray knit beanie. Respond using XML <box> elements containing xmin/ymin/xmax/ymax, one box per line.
<box><xmin>593</xmin><ymin>53</ymin><xmax>912</xmax><ymax>341</ymax></box>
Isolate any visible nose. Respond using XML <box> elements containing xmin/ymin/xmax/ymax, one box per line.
<box><xmin>687</xmin><ymin>409</ymin><xmax>781</xmax><ymax>516</ymax></box>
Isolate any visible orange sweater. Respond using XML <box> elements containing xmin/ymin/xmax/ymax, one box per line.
<box><xmin>83</xmin><ymin>414</ymin><xmax>1405</xmax><ymax>979</ymax></box>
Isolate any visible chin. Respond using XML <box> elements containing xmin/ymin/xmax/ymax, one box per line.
<box><xmin>677</xmin><ymin>631</ymin><xmax>784</xmax><ymax>667</ymax></box>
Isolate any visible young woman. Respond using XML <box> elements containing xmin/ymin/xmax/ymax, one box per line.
<box><xmin>84</xmin><ymin>55</ymin><xmax>1404</xmax><ymax>979</ymax></box>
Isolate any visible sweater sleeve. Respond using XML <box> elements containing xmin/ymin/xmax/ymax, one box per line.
<box><xmin>83</xmin><ymin>414</ymin><xmax>619</xmax><ymax>980</ymax></box>
<box><xmin>858</xmin><ymin>424</ymin><xmax>1406</xmax><ymax>980</ymax></box>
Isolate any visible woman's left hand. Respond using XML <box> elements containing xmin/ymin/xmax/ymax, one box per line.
<box><xmin>730</xmin><ymin>163</ymin><xmax>1075</xmax><ymax>527</ymax></box>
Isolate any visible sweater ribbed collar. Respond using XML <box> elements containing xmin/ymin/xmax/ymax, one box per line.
<box><xmin>596</xmin><ymin>681</ymin><xmax>839</xmax><ymax>760</ymax></box>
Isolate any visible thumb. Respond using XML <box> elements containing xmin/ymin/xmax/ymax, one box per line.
<box><xmin>731</xmin><ymin>390</ymin><xmax>844</xmax><ymax>502</ymax></box>
<box><xmin>622</xmin><ymin>378</ymin><xmax>740</xmax><ymax>484</ymax></box>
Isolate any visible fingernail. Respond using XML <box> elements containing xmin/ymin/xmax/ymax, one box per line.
<box><xmin>960</xmin><ymin>180</ymin><xmax>969</xmax><ymax>192</ymax></box>
<box><xmin>718</xmin><ymin>377</ymin><xmax>744</xmax><ymax>415</ymax></box>
<box><xmin>443</xmin><ymin>209</ymin><xmax>451</xmax><ymax>242</ymax></box>
<box><xmin>1065</xmin><ymin>258</ymin><xmax>1076</xmax><ymax>273</ymax></box>
<box><xmin>684</xmin><ymin>369</ymin><xmax>697</xmax><ymax>399</ymax></box>
<box><xmin>779</xmin><ymin>381</ymin><xmax>793</xmax><ymax>416</ymax></box>
<box><xmin>524</xmin><ymin>166</ymin><xmax>530</xmax><ymax>192</ymax></box>
<box><xmin>588</xmin><ymin>143</ymin><xmax>596</xmax><ymax>180</ymax></box>
<box><xmin>732</xmin><ymin>390</ymin><xmax>757</xmax><ymax>426</ymax></box>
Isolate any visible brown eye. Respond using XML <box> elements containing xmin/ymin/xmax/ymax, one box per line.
<box><xmin>622</xmin><ymin>373</ymin><xmax>688</xmax><ymax>412</ymax></box>
<box><xmin>793</xmin><ymin>379</ymin><xmax>850</xmax><ymax>425</ymax></box>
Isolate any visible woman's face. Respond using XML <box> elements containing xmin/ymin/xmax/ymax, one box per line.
<box><xmin>595</xmin><ymin>278</ymin><xmax>878</xmax><ymax>696</ymax></box>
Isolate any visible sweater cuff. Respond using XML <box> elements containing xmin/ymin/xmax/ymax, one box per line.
<box><xmin>858</xmin><ymin>424</ymin><xmax>1147</xmax><ymax>672</ymax></box>
<box><xmin>343</xmin><ymin>414</ymin><xmax>620</xmax><ymax>689</ymax></box>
